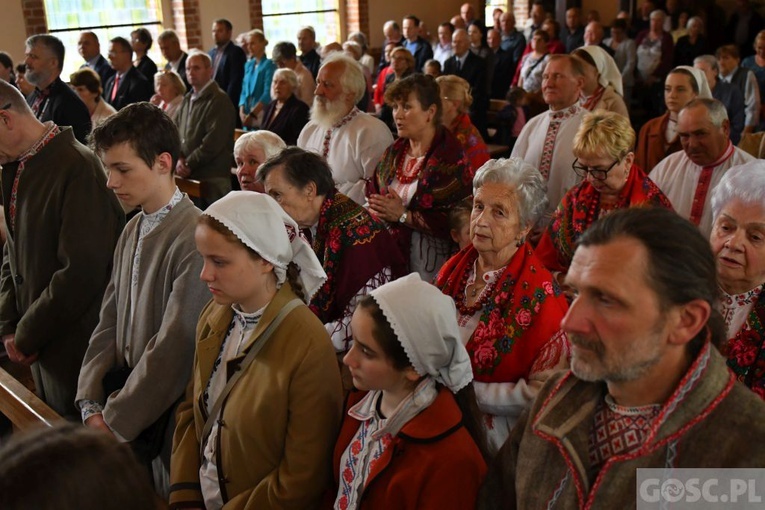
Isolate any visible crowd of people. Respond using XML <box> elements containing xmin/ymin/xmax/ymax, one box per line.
<box><xmin>2</xmin><ymin>1</ymin><xmax>765</xmax><ymax>509</ymax></box>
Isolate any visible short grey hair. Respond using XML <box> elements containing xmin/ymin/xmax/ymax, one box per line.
<box><xmin>157</xmin><ymin>29</ymin><xmax>180</xmax><ymax>43</ymax></box>
<box><xmin>187</xmin><ymin>49</ymin><xmax>212</xmax><ymax>67</ymax></box>
<box><xmin>472</xmin><ymin>157</ymin><xmax>549</xmax><ymax>228</ymax></box>
<box><xmin>0</xmin><ymin>80</ymin><xmax>33</xmax><ymax>116</ymax></box>
<box><xmin>347</xmin><ymin>31</ymin><xmax>368</xmax><ymax>52</ymax></box>
<box><xmin>320</xmin><ymin>52</ymin><xmax>366</xmax><ymax>104</ymax></box>
<box><xmin>342</xmin><ymin>40</ymin><xmax>363</xmax><ymax>60</ymax></box>
<box><xmin>682</xmin><ymin>98</ymin><xmax>728</xmax><ymax>128</ymax></box>
<box><xmin>694</xmin><ymin>54</ymin><xmax>719</xmax><ymax>73</ymax></box>
<box><xmin>687</xmin><ymin>16</ymin><xmax>704</xmax><ymax>33</ymax></box>
<box><xmin>711</xmin><ymin>161</ymin><xmax>765</xmax><ymax>222</ymax></box>
<box><xmin>272</xmin><ymin>68</ymin><xmax>298</xmax><ymax>89</ymax></box>
<box><xmin>650</xmin><ymin>9</ymin><xmax>666</xmax><ymax>21</ymax></box>
<box><xmin>233</xmin><ymin>131</ymin><xmax>286</xmax><ymax>161</ymax></box>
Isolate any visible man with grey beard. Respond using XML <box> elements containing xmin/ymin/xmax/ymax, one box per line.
<box><xmin>24</xmin><ymin>34</ymin><xmax>91</xmax><ymax>143</ymax></box>
<box><xmin>479</xmin><ymin>207</ymin><xmax>765</xmax><ymax>509</ymax></box>
<box><xmin>296</xmin><ymin>53</ymin><xmax>392</xmax><ymax>205</ymax></box>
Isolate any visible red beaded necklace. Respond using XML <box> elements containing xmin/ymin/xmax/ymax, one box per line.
<box><xmin>395</xmin><ymin>145</ymin><xmax>427</xmax><ymax>184</ymax></box>
<box><xmin>455</xmin><ymin>267</ymin><xmax>496</xmax><ymax>316</ymax></box>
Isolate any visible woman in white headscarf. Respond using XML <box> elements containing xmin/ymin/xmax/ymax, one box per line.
<box><xmin>572</xmin><ymin>45</ymin><xmax>629</xmax><ymax>118</ymax></box>
<box><xmin>635</xmin><ymin>65</ymin><xmax>712</xmax><ymax>173</ymax></box>
<box><xmin>332</xmin><ymin>273</ymin><xmax>488</xmax><ymax>510</ymax></box>
<box><xmin>169</xmin><ymin>191</ymin><xmax>343</xmax><ymax>510</ymax></box>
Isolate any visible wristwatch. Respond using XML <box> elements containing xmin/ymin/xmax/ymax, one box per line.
<box><xmin>398</xmin><ymin>211</ymin><xmax>408</xmax><ymax>223</ymax></box>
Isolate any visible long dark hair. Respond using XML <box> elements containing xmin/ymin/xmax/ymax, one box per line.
<box><xmin>357</xmin><ymin>295</ymin><xmax>491</xmax><ymax>461</ymax></box>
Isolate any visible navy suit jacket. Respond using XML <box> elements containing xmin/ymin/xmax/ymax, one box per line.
<box><xmin>103</xmin><ymin>67</ymin><xmax>153</xmax><ymax>110</ymax></box>
<box><xmin>299</xmin><ymin>49</ymin><xmax>321</xmax><ymax>80</ymax></box>
<box><xmin>444</xmin><ymin>52</ymin><xmax>489</xmax><ymax>135</ymax></box>
<box><xmin>403</xmin><ymin>36</ymin><xmax>434</xmax><ymax>72</ymax></box>
<box><xmin>209</xmin><ymin>42</ymin><xmax>247</xmax><ymax>110</ymax></box>
<box><xmin>261</xmin><ymin>94</ymin><xmax>310</xmax><ymax>146</ymax></box>
<box><xmin>80</xmin><ymin>54</ymin><xmax>115</xmax><ymax>89</ymax></box>
<box><xmin>164</xmin><ymin>52</ymin><xmax>190</xmax><ymax>90</ymax></box>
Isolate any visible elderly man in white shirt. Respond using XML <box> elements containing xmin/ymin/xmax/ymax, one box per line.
<box><xmin>511</xmin><ymin>54</ymin><xmax>586</xmax><ymax>221</ymax></box>
<box><xmin>297</xmin><ymin>53</ymin><xmax>392</xmax><ymax>205</ymax></box>
<box><xmin>652</xmin><ymin>98</ymin><xmax>755</xmax><ymax>238</ymax></box>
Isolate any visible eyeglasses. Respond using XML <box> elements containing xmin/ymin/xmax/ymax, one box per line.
<box><xmin>571</xmin><ymin>157</ymin><xmax>620</xmax><ymax>181</ymax></box>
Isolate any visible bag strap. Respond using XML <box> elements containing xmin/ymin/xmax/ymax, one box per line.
<box><xmin>523</xmin><ymin>52</ymin><xmax>548</xmax><ymax>80</ymax></box>
<box><xmin>199</xmin><ymin>298</ymin><xmax>302</xmax><ymax>453</ymax></box>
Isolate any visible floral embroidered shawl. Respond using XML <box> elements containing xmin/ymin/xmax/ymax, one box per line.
<box><xmin>536</xmin><ymin>164</ymin><xmax>672</xmax><ymax>273</ymax></box>
<box><xmin>449</xmin><ymin>113</ymin><xmax>490</xmax><ymax>179</ymax></box>
<box><xmin>435</xmin><ymin>244</ymin><xmax>570</xmax><ymax>383</ymax></box>
<box><xmin>722</xmin><ymin>289</ymin><xmax>765</xmax><ymax>399</ymax></box>
<box><xmin>310</xmin><ymin>190</ymin><xmax>405</xmax><ymax>324</ymax></box>
<box><xmin>367</xmin><ymin>126</ymin><xmax>472</xmax><ymax>258</ymax></box>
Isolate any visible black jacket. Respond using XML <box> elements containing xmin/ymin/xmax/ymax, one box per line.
<box><xmin>261</xmin><ymin>94</ymin><xmax>310</xmax><ymax>146</ymax></box>
<box><xmin>27</xmin><ymin>77</ymin><xmax>92</xmax><ymax>144</ymax></box>
<box><xmin>444</xmin><ymin>51</ymin><xmax>489</xmax><ymax>135</ymax></box>
<box><xmin>403</xmin><ymin>36</ymin><xmax>434</xmax><ymax>72</ymax></box>
<box><xmin>209</xmin><ymin>41</ymin><xmax>247</xmax><ymax>110</ymax></box>
<box><xmin>103</xmin><ymin>67</ymin><xmax>153</xmax><ymax>111</ymax></box>
<box><xmin>164</xmin><ymin>52</ymin><xmax>190</xmax><ymax>90</ymax></box>
<box><xmin>80</xmin><ymin>54</ymin><xmax>115</xmax><ymax>90</ymax></box>
<box><xmin>135</xmin><ymin>55</ymin><xmax>158</xmax><ymax>81</ymax></box>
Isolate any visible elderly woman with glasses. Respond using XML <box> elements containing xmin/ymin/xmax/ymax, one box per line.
<box><xmin>434</xmin><ymin>157</ymin><xmax>570</xmax><ymax>453</ymax></box>
<box><xmin>711</xmin><ymin>161</ymin><xmax>765</xmax><ymax>399</ymax></box>
<box><xmin>536</xmin><ymin>110</ymin><xmax>672</xmax><ymax>278</ymax></box>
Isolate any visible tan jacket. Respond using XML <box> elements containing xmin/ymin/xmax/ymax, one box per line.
<box><xmin>170</xmin><ymin>284</ymin><xmax>343</xmax><ymax>509</ymax></box>
<box><xmin>592</xmin><ymin>85</ymin><xmax>630</xmax><ymax>120</ymax></box>
<box><xmin>76</xmin><ymin>196</ymin><xmax>208</xmax><ymax>449</ymax></box>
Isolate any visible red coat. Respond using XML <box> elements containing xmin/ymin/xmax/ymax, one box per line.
<box><xmin>330</xmin><ymin>387</ymin><xmax>487</xmax><ymax>510</ymax></box>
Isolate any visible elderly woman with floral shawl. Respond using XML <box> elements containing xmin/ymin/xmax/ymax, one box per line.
<box><xmin>368</xmin><ymin>74</ymin><xmax>472</xmax><ymax>282</ymax></box>
<box><xmin>710</xmin><ymin>161</ymin><xmax>765</xmax><ymax>400</ymax></box>
<box><xmin>435</xmin><ymin>157</ymin><xmax>570</xmax><ymax>454</ymax></box>
<box><xmin>536</xmin><ymin>110</ymin><xmax>672</xmax><ymax>277</ymax></box>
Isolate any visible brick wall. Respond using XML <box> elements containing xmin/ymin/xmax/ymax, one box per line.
<box><xmin>346</xmin><ymin>0</ymin><xmax>370</xmax><ymax>40</ymax></box>
<box><xmin>171</xmin><ymin>0</ymin><xmax>203</xmax><ymax>50</ymax></box>
<box><xmin>22</xmin><ymin>0</ymin><xmax>47</xmax><ymax>36</ymax></box>
<box><xmin>249</xmin><ymin>0</ymin><xmax>263</xmax><ymax>31</ymax></box>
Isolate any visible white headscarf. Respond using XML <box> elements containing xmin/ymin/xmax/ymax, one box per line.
<box><xmin>203</xmin><ymin>191</ymin><xmax>327</xmax><ymax>303</ymax></box>
<box><xmin>370</xmin><ymin>273</ymin><xmax>473</xmax><ymax>393</ymax></box>
<box><xmin>578</xmin><ymin>45</ymin><xmax>624</xmax><ymax>97</ymax></box>
<box><xmin>673</xmin><ymin>65</ymin><xmax>713</xmax><ymax>99</ymax></box>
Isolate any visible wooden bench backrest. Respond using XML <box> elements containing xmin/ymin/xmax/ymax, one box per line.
<box><xmin>0</xmin><ymin>367</ymin><xmax>61</xmax><ymax>430</ymax></box>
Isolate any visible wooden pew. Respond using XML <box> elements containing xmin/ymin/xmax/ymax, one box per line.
<box><xmin>0</xmin><ymin>366</ymin><xmax>62</xmax><ymax>430</ymax></box>
<box><xmin>175</xmin><ymin>176</ymin><xmax>208</xmax><ymax>201</ymax></box>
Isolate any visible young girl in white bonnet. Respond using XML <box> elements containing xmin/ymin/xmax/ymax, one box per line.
<box><xmin>170</xmin><ymin>191</ymin><xmax>343</xmax><ymax>509</ymax></box>
<box><xmin>332</xmin><ymin>273</ymin><xmax>488</xmax><ymax>510</ymax></box>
